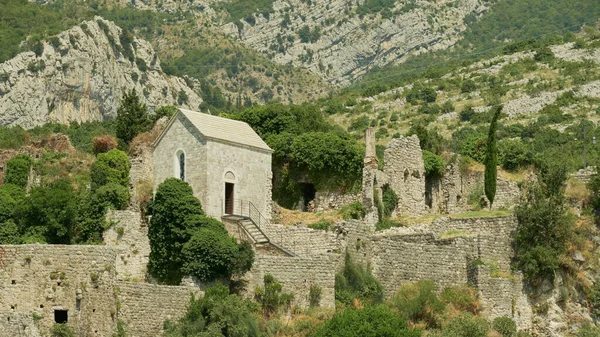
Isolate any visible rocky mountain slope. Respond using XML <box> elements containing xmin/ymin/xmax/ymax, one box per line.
<box><xmin>221</xmin><ymin>0</ymin><xmax>488</xmax><ymax>86</ymax></box>
<box><xmin>0</xmin><ymin>17</ymin><xmax>201</xmax><ymax>128</ymax></box>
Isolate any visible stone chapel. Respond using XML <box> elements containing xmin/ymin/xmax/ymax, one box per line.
<box><xmin>152</xmin><ymin>108</ymin><xmax>273</xmax><ymax>219</ymax></box>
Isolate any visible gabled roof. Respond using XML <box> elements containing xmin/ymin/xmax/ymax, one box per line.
<box><xmin>153</xmin><ymin>108</ymin><xmax>272</xmax><ymax>152</ymax></box>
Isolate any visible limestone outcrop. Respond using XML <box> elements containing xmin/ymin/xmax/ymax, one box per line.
<box><xmin>0</xmin><ymin>17</ymin><xmax>202</xmax><ymax>128</ymax></box>
<box><xmin>221</xmin><ymin>0</ymin><xmax>489</xmax><ymax>85</ymax></box>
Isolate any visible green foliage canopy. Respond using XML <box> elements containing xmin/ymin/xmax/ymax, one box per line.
<box><xmin>90</xmin><ymin>149</ymin><xmax>131</xmax><ymax>190</ymax></box>
<box><xmin>115</xmin><ymin>89</ymin><xmax>150</xmax><ymax>144</ymax></box>
<box><xmin>5</xmin><ymin>154</ymin><xmax>33</xmax><ymax>188</ymax></box>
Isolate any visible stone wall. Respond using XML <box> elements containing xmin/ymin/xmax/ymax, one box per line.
<box><xmin>0</xmin><ymin>313</ymin><xmax>41</xmax><ymax>337</ymax></box>
<box><xmin>383</xmin><ymin>135</ymin><xmax>428</xmax><ymax>216</ymax></box>
<box><xmin>313</xmin><ymin>190</ymin><xmax>360</xmax><ymax>212</ymax></box>
<box><xmin>369</xmin><ymin>232</ymin><xmax>477</xmax><ymax>296</ymax></box>
<box><xmin>261</xmin><ymin>223</ymin><xmax>339</xmax><ymax>256</ymax></box>
<box><xmin>117</xmin><ymin>281</ymin><xmax>202</xmax><ymax>337</ymax></box>
<box><xmin>103</xmin><ymin>210</ymin><xmax>150</xmax><ymax>281</ymax></box>
<box><xmin>244</xmin><ymin>254</ymin><xmax>340</xmax><ymax>308</ymax></box>
<box><xmin>428</xmin><ymin>216</ymin><xmax>518</xmax><ymax>271</ymax></box>
<box><xmin>0</xmin><ymin>245</ymin><xmax>117</xmax><ymax>337</ymax></box>
<box><xmin>153</xmin><ymin>113</ymin><xmax>209</xmax><ymax>209</ymax></box>
<box><xmin>474</xmin><ymin>266</ymin><xmax>533</xmax><ymax>331</ymax></box>
<box><xmin>205</xmin><ymin>139</ymin><xmax>273</xmax><ymax>220</ymax></box>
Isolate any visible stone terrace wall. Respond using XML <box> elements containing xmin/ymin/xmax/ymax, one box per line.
<box><xmin>104</xmin><ymin>210</ymin><xmax>150</xmax><ymax>281</ymax></box>
<box><xmin>0</xmin><ymin>245</ymin><xmax>117</xmax><ymax>337</ymax></box>
<box><xmin>474</xmin><ymin>266</ymin><xmax>533</xmax><ymax>331</ymax></box>
<box><xmin>368</xmin><ymin>233</ymin><xmax>477</xmax><ymax>296</ymax></box>
<box><xmin>261</xmin><ymin>223</ymin><xmax>340</xmax><ymax>256</ymax></box>
<box><xmin>244</xmin><ymin>254</ymin><xmax>340</xmax><ymax>308</ymax></box>
<box><xmin>428</xmin><ymin>216</ymin><xmax>518</xmax><ymax>271</ymax></box>
<box><xmin>117</xmin><ymin>281</ymin><xmax>202</xmax><ymax>337</ymax></box>
<box><xmin>0</xmin><ymin>313</ymin><xmax>41</xmax><ymax>337</ymax></box>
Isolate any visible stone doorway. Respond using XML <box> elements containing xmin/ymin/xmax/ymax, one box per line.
<box><xmin>225</xmin><ymin>182</ymin><xmax>234</xmax><ymax>214</ymax></box>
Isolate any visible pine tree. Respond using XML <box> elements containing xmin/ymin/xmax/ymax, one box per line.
<box><xmin>484</xmin><ymin>105</ymin><xmax>502</xmax><ymax>208</ymax></box>
<box><xmin>115</xmin><ymin>89</ymin><xmax>150</xmax><ymax>144</ymax></box>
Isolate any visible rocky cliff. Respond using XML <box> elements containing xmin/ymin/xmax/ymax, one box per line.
<box><xmin>221</xmin><ymin>0</ymin><xmax>488</xmax><ymax>85</ymax></box>
<box><xmin>0</xmin><ymin>17</ymin><xmax>202</xmax><ymax>128</ymax></box>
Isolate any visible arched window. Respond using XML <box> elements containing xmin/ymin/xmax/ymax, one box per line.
<box><xmin>175</xmin><ymin>150</ymin><xmax>186</xmax><ymax>181</ymax></box>
<box><xmin>179</xmin><ymin>152</ymin><xmax>185</xmax><ymax>181</ymax></box>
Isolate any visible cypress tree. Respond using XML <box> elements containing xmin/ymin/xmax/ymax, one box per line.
<box><xmin>484</xmin><ymin>105</ymin><xmax>502</xmax><ymax>208</ymax></box>
<box><xmin>115</xmin><ymin>89</ymin><xmax>150</xmax><ymax>144</ymax></box>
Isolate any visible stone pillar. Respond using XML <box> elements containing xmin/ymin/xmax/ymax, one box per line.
<box><xmin>364</xmin><ymin>128</ymin><xmax>378</xmax><ymax>169</ymax></box>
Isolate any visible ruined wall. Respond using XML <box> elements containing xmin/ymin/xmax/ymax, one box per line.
<box><xmin>0</xmin><ymin>313</ymin><xmax>41</xmax><ymax>337</ymax></box>
<box><xmin>369</xmin><ymin>232</ymin><xmax>477</xmax><ymax>296</ymax></box>
<box><xmin>313</xmin><ymin>190</ymin><xmax>360</xmax><ymax>212</ymax></box>
<box><xmin>383</xmin><ymin>135</ymin><xmax>428</xmax><ymax>216</ymax></box>
<box><xmin>428</xmin><ymin>216</ymin><xmax>518</xmax><ymax>271</ymax></box>
<box><xmin>244</xmin><ymin>254</ymin><xmax>340</xmax><ymax>308</ymax></box>
<box><xmin>474</xmin><ymin>266</ymin><xmax>533</xmax><ymax>331</ymax></box>
<box><xmin>0</xmin><ymin>245</ymin><xmax>117</xmax><ymax>337</ymax></box>
<box><xmin>117</xmin><ymin>281</ymin><xmax>202</xmax><ymax>337</ymax></box>
<box><xmin>103</xmin><ymin>210</ymin><xmax>150</xmax><ymax>281</ymax></box>
<box><xmin>261</xmin><ymin>223</ymin><xmax>339</xmax><ymax>256</ymax></box>
<box><xmin>460</xmin><ymin>170</ymin><xmax>520</xmax><ymax>210</ymax></box>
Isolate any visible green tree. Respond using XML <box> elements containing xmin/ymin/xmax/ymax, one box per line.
<box><xmin>90</xmin><ymin>149</ymin><xmax>131</xmax><ymax>190</ymax></box>
<box><xmin>423</xmin><ymin>150</ymin><xmax>445</xmax><ymax>177</ymax></box>
<box><xmin>164</xmin><ymin>284</ymin><xmax>259</xmax><ymax>337</ymax></box>
<box><xmin>148</xmin><ymin>178</ymin><xmax>203</xmax><ymax>284</ymax></box>
<box><xmin>514</xmin><ymin>163</ymin><xmax>573</xmax><ymax>281</ymax></box>
<box><xmin>115</xmin><ymin>89</ymin><xmax>150</xmax><ymax>144</ymax></box>
<box><xmin>313</xmin><ymin>304</ymin><xmax>421</xmax><ymax>337</ymax></box>
<box><xmin>5</xmin><ymin>153</ymin><xmax>33</xmax><ymax>188</ymax></box>
<box><xmin>484</xmin><ymin>105</ymin><xmax>501</xmax><ymax>207</ymax></box>
<box><xmin>17</xmin><ymin>178</ymin><xmax>77</xmax><ymax>244</ymax></box>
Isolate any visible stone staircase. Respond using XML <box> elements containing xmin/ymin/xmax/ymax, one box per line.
<box><xmin>239</xmin><ymin>218</ymin><xmax>269</xmax><ymax>244</ymax></box>
<box><xmin>222</xmin><ymin>201</ymin><xmax>295</xmax><ymax>257</ymax></box>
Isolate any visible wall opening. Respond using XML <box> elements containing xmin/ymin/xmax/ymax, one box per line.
<box><xmin>299</xmin><ymin>183</ymin><xmax>316</xmax><ymax>211</ymax></box>
<box><xmin>178</xmin><ymin>151</ymin><xmax>186</xmax><ymax>181</ymax></box>
<box><xmin>54</xmin><ymin>310</ymin><xmax>68</xmax><ymax>324</ymax></box>
<box><xmin>76</xmin><ymin>299</ymin><xmax>81</xmax><ymax>312</ymax></box>
<box><xmin>225</xmin><ymin>183</ymin><xmax>234</xmax><ymax>214</ymax></box>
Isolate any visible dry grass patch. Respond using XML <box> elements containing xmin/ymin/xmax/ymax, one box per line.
<box><xmin>278</xmin><ymin>208</ymin><xmax>342</xmax><ymax>226</ymax></box>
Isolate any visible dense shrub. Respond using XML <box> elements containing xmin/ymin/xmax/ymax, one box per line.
<box><xmin>94</xmin><ymin>182</ymin><xmax>130</xmax><ymax>210</ymax></box>
<box><xmin>499</xmin><ymin>139</ymin><xmax>531</xmax><ymax>171</ymax></box>
<box><xmin>461</xmin><ymin>79</ymin><xmax>477</xmax><ymax>93</ymax></box>
<box><xmin>340</xmin><ymin>201</ymin><xmax>366</xmax><ymax>220</ymax></box>
<box><xmin>164</xmin><ymin>284</ymin><xmax>259</xmax><ymax>337</ymax></box>
<box><xmin>17</xmin><ymin>178</ymin><xmax>77</xmax><ymax>244</ymax></box>
<box><xmin>393</xmin><ymin>280</ymin><xmax>445</xmax><ymax>327</ymax></box>
<box><xmin>254</xmin><ymin>274</ymin><xmax>294</xmax><ymax>317</ymax></box>
<box><xmin>441</xmin><ymin>313</ymin><xmax>489</xmax><ymax>337</ymax></box>
<box><xmin>381</xmin><ymin>185</ymin><xmax>398</xmax><ymax>218</ymax></box>
<box><xmin>5</xmin><ymin>154</ymin><xmax>33</xmax><ymax>188</ymax></box>
<box><xmin>51</xmin><ymin>323</ymin><xmax>75</xmax><ymax>337</ymax></box>
<box><xmin>439</xmin><ymin>284</ymin><xmax>479</xmax><ymax>314</ymax></box>
<box><xmin>181</xmin><ymin>227</ymin><xmax>254</xmax><ymax>282</ymax></box>
<box><xmin>423</xmin><ymin>150</ymin><xmax>444</xmax><ymax>177</ymax></box>
<box><xmin>313</xmin><ymin>304</ymin><xmax>421</xmax><ymax>337</ymax></box>
<box><xmin>90</xmin><ymin>149</ymin><xmax>130</xmax><ymax>190</ymax></box>
<box><xmin>492</xmin><ymin>316</ymin><xmax>517</xmax><ymax>337</ymax></box>
<box><xmin>335</xmin><ymin>252</ymin><xmax>384</xmax><ymax>306</ymax></box>
<box><xmin>92</xmin><ymin>135</ymin><xmax>118</xmax><ymax>154</ymax></box>
<box><xmin>309</xmin><ymin>284</ymin><xmax>322</xmax><ymax>307</ymax></box>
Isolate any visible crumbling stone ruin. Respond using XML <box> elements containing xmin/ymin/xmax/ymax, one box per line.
<box><xmin>361</xmin><ymin>128</ymin><xmax>520</xmax><ymax>222</ymax></box>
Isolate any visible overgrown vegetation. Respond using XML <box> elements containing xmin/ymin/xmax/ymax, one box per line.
<box><xmin>514</xmin><ymin>163</ymin><xmax>574</xmax><ymax>281</ymax></box>
<box><xmin>147</xmin><ymin>178</ymin><xmax>254</xmax><ymax>284</ymax></box>
<box><xmin>335</xmin><ymin>252</ymin><xmax>384</xmax><ymax>306</ymax></box>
